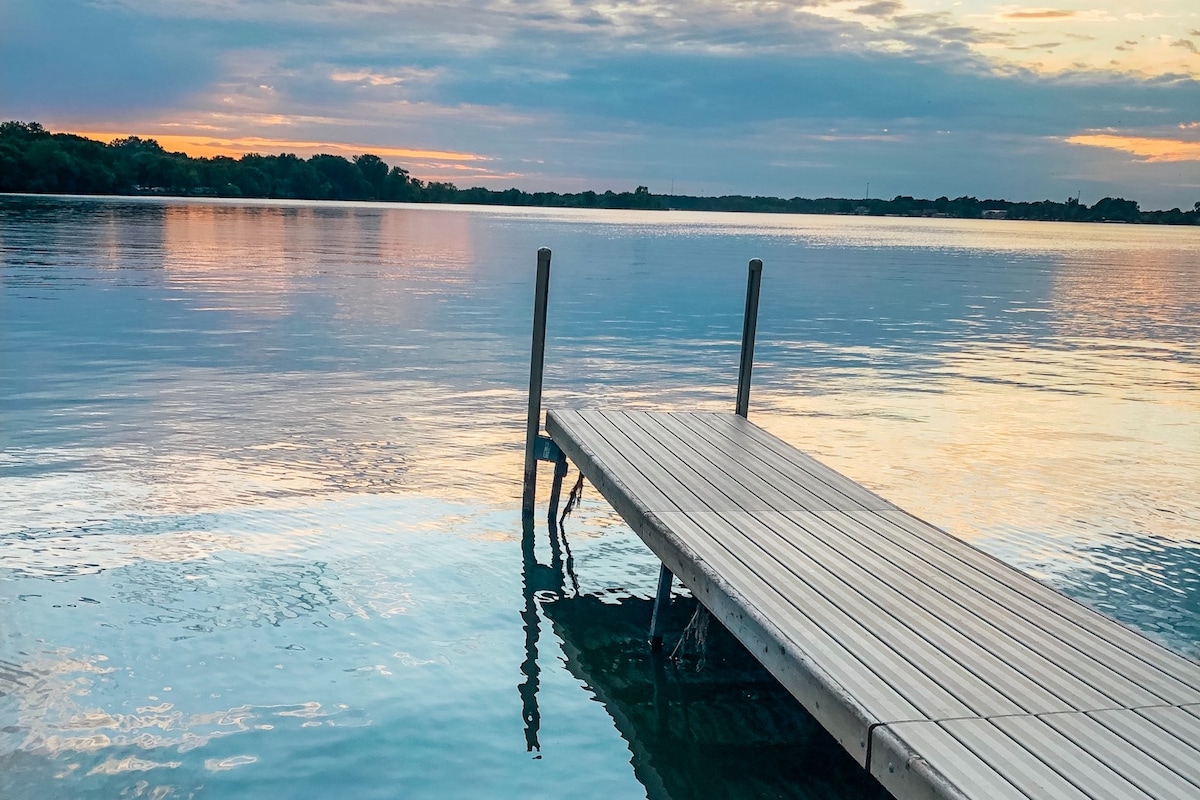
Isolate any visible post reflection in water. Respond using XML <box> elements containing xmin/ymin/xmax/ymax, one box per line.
<box><xmin>518</xmin><ymin>486</ymin><xmax>886</xmax><ymax>800</ymax></box>
<box><xmin>518</xmin><ymin>475</ymin><xmax>581</xmax><ymax>755</ymax></box>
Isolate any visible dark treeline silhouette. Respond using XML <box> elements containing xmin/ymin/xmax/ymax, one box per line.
<box><xmin>664</xmin><ymin>193</ymin><xmax>1200</xmax><ymax>224</ymax></box>
<box><xmin>3</xmin><ymin>121</ymin><xmax>1198</xmax><ymax>223</ymax></box>
<box><xmin>0</xmin><ymin>122</ymin><xmax>663</xmax><ymax>210</ymax></box>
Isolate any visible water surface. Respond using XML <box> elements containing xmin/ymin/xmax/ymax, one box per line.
<box><xmin>2</xmin><ymin>196</ymin><xmax>1198</xmax><ymax>799</ymax></box>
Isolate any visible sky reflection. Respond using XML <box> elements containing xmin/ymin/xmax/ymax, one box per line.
<box><xmin>2</xmin><ymin>197</ymin><xmax>1198</xmax><ymax>799</ymax></box>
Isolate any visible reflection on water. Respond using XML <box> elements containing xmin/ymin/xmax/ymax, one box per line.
<box><xmin>1</xmin><ymin>496</ymin><xmax>646</xmax><ymax>800</ymax></box>
<box><xmin>2</xmin><ymin>196</ymin><xmax>1199</xmax><ymax>799</ymax></box>
<box><xmin>543</xmin><ymin>591</ymin><xmax>889</xmax><ymax>800</ymax></box>
<box><xmin>523</xmin><ymin>512</ymin><xmax>887</xmax><ymax>799</ymax></box>
<box><xmin>1051</xmin><ymin>243</ymin><xmax>1199</xmax><ymax>342</ymax></box>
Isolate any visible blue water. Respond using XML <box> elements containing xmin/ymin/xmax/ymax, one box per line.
<box><xmin>2</xmin><ymin>196</ymin><xmax>1198</xmax><ymax>799</ymax></box>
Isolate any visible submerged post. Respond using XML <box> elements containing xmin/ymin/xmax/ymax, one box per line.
<box><xmin>735</xmin><ymin>258</ymin><xmax>763</xmax><ymax>418</ymax></box>
<box><xmin>547</xmin><ymin>453</ymin><xmax>569</xmax><ymax>525</ymax></box>
<box><xmin>522</xmin><ymin>248</ymin><xmax>553</xmax><ymax>519</ymax></box>
<box><xmin>649</xmin><ymin>563</ymin><xmax>674</xmax><ymax>649</ymax></box>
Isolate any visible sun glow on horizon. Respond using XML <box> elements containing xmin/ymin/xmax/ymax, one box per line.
<box><xmin>72</xmin><ymin>131</ymin><xmax>490</xmax><ymax>164</ymax></box>
<box><xmin>1065</xmin><ymin>133</ymin><xmax>1200</xmax><ymax>162</ymax></box>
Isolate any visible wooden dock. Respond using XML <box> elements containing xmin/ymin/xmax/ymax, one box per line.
<box><xmin>545</xmin><ymin>409</ymin><xmax>1200</xmax><ymax>800</ymax></box>
<box><xmin>519</xmin><ymin>250</ymin><xmax>1200</xmax><ymax>800</ymax></box>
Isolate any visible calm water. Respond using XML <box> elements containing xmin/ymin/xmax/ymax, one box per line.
<box><xmin>2</xmin><ymin>196</ymin><xmax>1198</xmax><ymax>799</ymax></box>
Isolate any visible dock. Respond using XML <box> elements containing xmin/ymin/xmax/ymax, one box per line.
<box><xmin>520</xmin><ymin>250</ymin><xmax>1200</xmax><ymax>800</ymax></box>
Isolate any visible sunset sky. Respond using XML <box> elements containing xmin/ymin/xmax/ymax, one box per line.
<box><xmin>3</xmin><ymin>0</ymin><xmax>1199</xmax><ymax>207</ymax></box>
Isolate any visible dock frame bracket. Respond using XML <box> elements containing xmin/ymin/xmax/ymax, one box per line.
<box><xmin>534</xmin><ymin>435</ymin><xmax>563</xmax><ymax>463</ymax></box>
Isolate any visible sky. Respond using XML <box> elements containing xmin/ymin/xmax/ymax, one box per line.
<box><xmin>2</xmin><ymin>0</ymin><xmax>1199</xmax><ymax>208</ymax></box>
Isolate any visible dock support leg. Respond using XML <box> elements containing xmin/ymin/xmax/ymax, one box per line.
<box><xmin>521</xmin><ymin>248</ymin><xmax>553</xmax><ymax>520</ymax></box>
<box><xmin>547</xmin><ymin>453</ymin><xmax>568</xmax><ymax>525</ymax></box>
<box><xmin>650</xmin><ymin>563</ymin><xmax>674</xmax><ymax>649</ymax></box>
<box><xmin>735</xmin><ymin>258</ymin><xmax>763</xmax><ymax>418</ymax></box>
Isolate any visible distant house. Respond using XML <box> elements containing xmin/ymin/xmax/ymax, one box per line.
<box><xmin>982</xmin><ymin>209</ymin><xmax>1008</xmax><ymax>219</ymax></box>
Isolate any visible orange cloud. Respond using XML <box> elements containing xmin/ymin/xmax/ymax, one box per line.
<box><xmin>1065</xmin><ymin>134</ymin><xmax>1200</xmax><ymax>162</ymax></box>
<box><xmin>1003</xmin><ymin>9</ymin><xmax>1076</xmax><ymax>19</ymax></box>
<box><xmin>73</xmin><ymin>131</ymin><xmax>488</xmax><ymax>163</ymax></box>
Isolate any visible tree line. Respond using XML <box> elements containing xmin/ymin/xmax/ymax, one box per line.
<box><xmin>663</xmin><ymin>192</ymin><xmax>1200</xmax><ymax>224</ymax></box>
<box><xmin>2</xmin><ymin>121</ymin><xmax>1197</xmax><ymax>224</ymax></box>
<box><xmin>0</xmin><ymin>122</ymin><xmax>663</xmax><ymax>210</ymax></box>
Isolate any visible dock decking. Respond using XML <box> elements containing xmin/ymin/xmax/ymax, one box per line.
<box><xmin>545</xmin><ymin>408</ymin><xmax>1200</xmax><ymax>800</ymax></box>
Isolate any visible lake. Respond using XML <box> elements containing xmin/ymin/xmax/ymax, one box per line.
<box><xmin>2</xmin><ymin>195</ymin><xmax>1198</xmax><ymax>799</ymax></box>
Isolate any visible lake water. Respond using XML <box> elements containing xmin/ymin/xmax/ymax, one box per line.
<box><xmin>2</xmin><ymin>195</ymin><xmax>1198</xmax><ymax>799</ymax></box>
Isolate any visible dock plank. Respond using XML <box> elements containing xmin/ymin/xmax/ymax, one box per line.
<box><xmin>682</xmin><ymin>410</ymin><xmax>1199</xmax><ymax>703</ymax></box>
<box><xmin>543</xmin><ymin>409</ymin><xmax>1200</xmax><ymax>800</ymax></box>
<box><xmin>1091</xmin><ymin>707</ymin><xmax>1200</xmax><ymax>787</ymax></box>
<box><xmin>625</xmin><ymin>413</ymin><xmax>1132</xmax><ymax>711</ymax></box>
<box><xmin>652</xmin><ymin>510</ymin><xmax>936</xmax><ymax>724</ymax></box>
<box><xmin>1037</xmin><ymin>711</ymin><xmax>1200</xmax><ymax>797</ymax></box>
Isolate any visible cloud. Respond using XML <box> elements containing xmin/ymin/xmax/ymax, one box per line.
<box><xmin>852</xmin><ymin>1</ymin><xmax>904</xmax><ymax>17</ymax></box>
<box><xmin>1172</xmin><ymin>40</ymin><xmax>1198</xmax><ymax>55</ymax></box>
<box><xmin>1002</xmin><ymin>9</ymin><xmax>1076</xmax><ymax>20</ymax></box>
<box><xmin>7</xmin><ymin>0</ymin><xmax>1200</xmax><ymax>207</ymax></box>
<box><xmin>1008</xmin><ymin>42</ymin><xmax>1064</xmax><ymax>52</ymax></box>
<box><xmin>330</xmin><ymin>71</ymin><xmax>403</xmax><ymax>87</ymax></box>
<box><xmin>0</xmin><ymin>0</ymin><xmax>216</xmax><ymax>114</ymax></box>
<box><xmin>1065</xmin><ymin>134</ymin><xmax>1200</xmax><ymax>161</ymax></box>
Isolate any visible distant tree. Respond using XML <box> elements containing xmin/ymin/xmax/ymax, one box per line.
<box><xmin>108</xmin><ymin>135</ymin><xmax>165</xmax><ymax>153</ymax></box>
<box><xmin>384</xmin><ymin>166</ymin><xmax>421</xmax><ymax>202</ymax></box>
<box><xmin>235</xmin><ymin>165</ymin><xmax>270</xmax><ymax>197</ymax></box>
<box><xmin>353</xmin><ymin>154</ymin><xmax>389</xmax><ymax>200</ymax></box>
<box><xmin>0</xmin><ymin>121</ymin><xmax>49</xmax><ymax>140</ymax></box>
<box><xmin>310</xmin><ymin>154</ymin><xmax>368</xmax><ymax>200</ymax></box>
<box><xmin>423</xmin><ymin>181</ymin><xmax>458</xmax><ymax>202</ymax></box>
<box><xmin>1090</xmin><ymin>197</ymin><xmax>1140</xmax><ymax>222</ymax></box>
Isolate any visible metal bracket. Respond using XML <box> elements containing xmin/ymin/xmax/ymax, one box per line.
<box><xmin>534</xmin><ymin>435</ymin><xmax>563</xmax><ymax>463</ymax></box>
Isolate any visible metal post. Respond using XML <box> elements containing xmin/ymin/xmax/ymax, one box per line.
<box><xmin>522</xmin><ymin>248</ymin><xmax>552</xmax><ymax>518</ymax></box>
<box><xmin>735</xmin><ymin>258</ymin><xmax>763</xmax><ymax>418</ymax></box>
<box><xmin>547</xmin><ymin>453</ymin><xmax>568</xmax><ymax>525</ymax></box>
<box><xmin>650</xmin><ymin>563</ymin><xmax>673</xmax><ymax>649</ymax></box>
